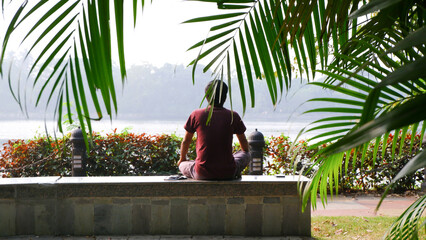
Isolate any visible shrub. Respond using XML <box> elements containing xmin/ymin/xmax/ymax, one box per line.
<box><xmin>339</xmin><ymin>132</ymin><xmax>425</xmax><ymax>193</ymax></box>
<box><xmin>264</xmin><ymin>135</ymin><xmax>318</xmax><ymax>176</ymax></box>
<box><xmin>0</xmin><ymin>131</ymin><xmax>196</xmax><ymax>177</ymax></box>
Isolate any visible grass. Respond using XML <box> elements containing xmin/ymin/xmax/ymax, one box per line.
<box><xmin>312</xmin><ymin>216</ymin><xmax>426</xmax><ymax>239</ymax></box>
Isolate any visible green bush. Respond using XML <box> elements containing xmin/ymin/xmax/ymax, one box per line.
<box><xmin>265</xmin><ymin>132</ymin><xmax>425</xmax><ymax>193</ymax></box>
<box><xmin>0</xmin><ymin>131</ymin><xmax>196</xmax><ymax>177</ymax></box>
<box><xmin>1</xmin><ymin>130</ymin><xmax>424</xmax><ymax>194</ymax></box>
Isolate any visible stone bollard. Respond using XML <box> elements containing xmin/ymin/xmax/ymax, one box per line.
<box><xmin>247</xmin><ymin>129</ymin><xmax>265</xmax><ymax>175</ymax></box>
<box><xmin>70</xmin><ymin>127</ymin><xmax>86</xmax><ymax>176</ymax></box>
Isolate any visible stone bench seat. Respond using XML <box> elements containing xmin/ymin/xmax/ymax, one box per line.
<box><xmin>0</xmin><ymin>175</ymin><xmax>311</xmax><ymax>237</ymax></box>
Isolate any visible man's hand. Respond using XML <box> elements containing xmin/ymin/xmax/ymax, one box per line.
<box><xmin>177</xmin><ymin>157</ymin><xmax>187</xmax><ymax>166</ymax></box>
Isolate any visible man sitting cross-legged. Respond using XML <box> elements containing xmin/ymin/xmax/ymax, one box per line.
<box><xmin>178</xmin><ymin>80</ymin><xmax>251</xmax><ymax>180</ymax></box>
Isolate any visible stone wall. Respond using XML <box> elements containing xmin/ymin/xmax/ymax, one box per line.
<box><xmin>0</xmin><ymin>176</ymin><xmax>311</xmax><ymax>237</ymax></box>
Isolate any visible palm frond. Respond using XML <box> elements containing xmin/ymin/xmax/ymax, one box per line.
<box><xmin>185</xmin><ymin>0</ymin><xmax>358</xmax><ymax>112</ymax></box>
<box><xmin>0</xmin><ymin>1</ymin><xmax>147</xmax><ymax>137</ymax></box>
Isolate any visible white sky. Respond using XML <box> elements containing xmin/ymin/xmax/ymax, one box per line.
<box><xmin>122</xmin><ymin>1</ymin><xmax>223</xmax><ymax>67</ymax></box>
<box><xmin>0</xmin><ymin>0</ymin><xmax>224</xmax><ymax>67</ymax></box>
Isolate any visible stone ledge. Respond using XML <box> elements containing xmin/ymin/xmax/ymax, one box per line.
<box><xmin>0</xmin><ymin>176</ymin><xmax>309</xmax><ymax>198</ymax></box>
<box><xmin>0</xmin><ymin>175</ymin><xmax>311</xmax><ymax>237</ymax></box>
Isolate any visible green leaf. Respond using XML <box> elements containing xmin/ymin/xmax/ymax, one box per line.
<box><xmin>183</xmin><ymin>12</ymin><xmax>246</xmax><ymax>23</ymax></box>
<box><xmin>376</xmin><ymin>57</ymin><xmax>426</xmax><ymax>88</ymax></box>
<box><xmin>349</xmin><ymin>0</ymin><xmax>404</xmax><ymax>18</ymax></box>
<box><xmin>21</xmin><ymin>0</ymin><xmax>70</xmax><ymax>44</ymax></box>
<box><xmin>304</xmin><ymin>107</ymin><xmax>362</xmax><ymax>114</ymax></box>
<box><xmin>323</xmin><ymin>94</ymin><xmax>426</xmax><ymax>156</ymax></box>
<box><xmin>210</xmin><ymin>20</ymin><xmax>241</xmax><ymax>31</ymax></box>
<box><xmin>187</xmin><ymin>28</ymin><xmax>236</xmax><ymax>51</ymax></box>
<box><xmin>0</xmin><ymin>1</ymin><xmax>27</xmax><ymax>74</ymax></box>
<box><xmin>233</xmin><ymin>40</ymin><xmax>246</xmax><ymax>113</ymax></box>
<box><xmin>387</xmin><ymin>26</ymin><xmax>426</xmax><ymax>53</ymax></box>
<box><xmin>114</xmin><ymin>0</ymin><xmax>126</xmax><ymax>79</ymax></box>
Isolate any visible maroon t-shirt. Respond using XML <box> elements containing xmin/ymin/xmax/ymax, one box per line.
<box><xmin>184</xmin><ymin>107</ymin><xmax>246</xmax><ymax>179</ymax></box>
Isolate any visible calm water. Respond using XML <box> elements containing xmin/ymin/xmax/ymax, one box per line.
<box><xmin>0</xmin><ymin>119</ymin><xmax>319</xmax><ymax>145</ymax></box>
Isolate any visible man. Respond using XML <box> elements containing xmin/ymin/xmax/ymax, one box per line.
<box><xmin>178</xmin><ymin>80</ymin><xmax>251</xmax><ymax>180</ymax></box>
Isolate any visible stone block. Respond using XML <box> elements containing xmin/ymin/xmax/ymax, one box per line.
<box><xmin>263</xmin><ymin>203</ymin><xmax>283</xmax><ymax>236</ymax></box>
<box><xmin>0</xmin><ymin>202</ymin><xmax>16</xmax><ymax>236</ymax></box>
<box><xmin>94</xmin><ymin>204</ymin><xmax>112</xmax><ymax>235</ymax></box>
<box><xmin>208</xmin><ymin>203</ymin><xmax>226</xmax><ymax>235</ymax></box>
<box><xmin>150</xmin><ymin>200</ymin><xmax>170</xmax><ymax>234</ymax></box>
<box><xmin>16</xmin><ymin>185</ymin><xmax>57</xmax><ymax>199</ymax></box>
<box><xmin>132</xmin><ymin>198</ymin><xmax>151</xmax><ymax>204</ymax></box>
<box><xmin>112</xmin><ymin>204</ymin><xmax>132</xmax><ymax>235</ymax></box>
<box><xmin>282</xmin><ymin>197</ymin><xmax>311</xmax><ymax>236</ymax></box>
<box><xmin>113</xmin><ymin>198</ymin><xmax>131</xmax><ymax>204</ymax></box>
<box><xmin>74</xmin><ymin>202</ymin><xmax>94</xmax><ymax>235</ymax></box>
<box><xmin>34</xmin><ymin>201</ymin><xmax>56</xmax><ymax>235</ymax></box>
<box><xmin>190</xmin><ymin>198</ymin><xmax>207</xmax><ymax>205</ymax></box>
<box><xmin>188</xmin><ymin>204</ymin><xmax>208</xmax><ymax>235</ymax></box>
<box><xmin>132</xmin><ymin>204</ymin><xmax>151</xmax><ymax>234</ymax></box>
<box><xmin>245</xmin><ymin>204</ymin><xmax>262</xmax><ymax>236</ymax></box>
<box><xmin>207</xmin><ymin>197</ymin><xmax>225</xmax><ymax>205</ymax></box>
<box><xmin>225</xmin><ymin>203</ymin><xmax>245</xmax><ymax>236</ymax></box>
<box><xmin>170</xmin><ymin>203</ymin><xmax>188</xmax><ymax>234</ymax></box>
<box><xmin>16</xmin><ymin>201</ymin><xmax>35</xmax><ymax>235</ymax></box>
<box><xmin>244</xmin><ymin>196</ymin><xmax>263</xmax><ymax>204</ymax></box>
<box><xmin>263</xmin><ymin>197</ymin><xmax>281</xmax><ymax>204</ymax></box>
<box><xmin>0</xmin><ymin>186</ymin><xmax>15</xmax><ymax>199</ymax></box>
<box><xmin>56</xmin><ymin>199</ymin><xmax>75</xmax><ymax>235</ymax></box>
<box><xmin>227</xmin><ymin>197</ymin><xmax>244</xmax><ymax>204</ymax></box>
<box><xmin>171</xmin><ymin>198</ymin><xmax>188</xmax><ymax>206</ymax></box>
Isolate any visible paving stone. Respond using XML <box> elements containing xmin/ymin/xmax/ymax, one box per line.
<box><xmin>245</xmin><ymin>204</ymin><xmax>262</xmax><ymax>236</ymax></box>
<box><xmin>132</xmin><ymin>204</ymin><xmax>151</xmax><ymax>235</ymax></box>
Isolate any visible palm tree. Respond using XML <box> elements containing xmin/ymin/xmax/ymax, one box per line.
<box><xmin>1</xmin><ymin>0</ymin><xmax>425</xmax><ymax>238</ymax></box>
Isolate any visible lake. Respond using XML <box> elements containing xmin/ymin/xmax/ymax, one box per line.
<box><xmin>0</xmin><ymin>119</ymin><xmax>320</xmax><ymax>145</ymax></box>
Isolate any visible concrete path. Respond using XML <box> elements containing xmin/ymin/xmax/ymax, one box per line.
<box><xmin>312</xmin><ymin>194</ymin><xmax>420</xmax><ymax>217</ymax></box>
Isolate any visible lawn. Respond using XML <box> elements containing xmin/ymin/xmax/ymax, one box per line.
<box><xmin>312</xmin><ymin>216</ymin><xmax>426</xmax><ymax>239</ymax></box>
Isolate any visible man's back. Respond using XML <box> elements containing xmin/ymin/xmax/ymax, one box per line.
<box><xmin>184</xmin><ymin>107</ymin><xmax>246</xmax><ymax>179</ymax></box>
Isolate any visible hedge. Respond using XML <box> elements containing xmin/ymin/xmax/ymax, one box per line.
<box><xmin>1</xmin><ymin>130</ymin><xmax>424</xmax><ymax>193</ymax></box>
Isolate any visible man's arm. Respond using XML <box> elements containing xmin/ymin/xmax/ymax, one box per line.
<box><xmin>236</xmin><ymin>133</ymin><xmax>249</xmax><ymax>152</ymax></box>
<box><xmin>178</xmin><ymin>131</ymin><xmax>194</xmax><ymax>166</ymax></box>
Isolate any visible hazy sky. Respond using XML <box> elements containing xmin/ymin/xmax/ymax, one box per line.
<box><xmin>122</xmin><ymin>1</ymin><xmax>223</xmax><ymax>67</ymax></box>
<box><xmin>0</xmin><ymin>0</ymin><xmax>224</xmax><ymax>67</ymax></box>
